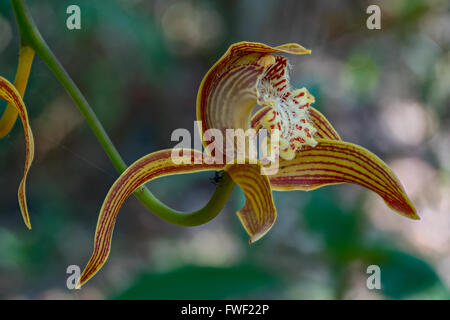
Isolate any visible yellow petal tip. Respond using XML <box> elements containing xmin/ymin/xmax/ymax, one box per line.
<box><xmin>21</xmin><ymin>211</ymin><xmax>32</xmax><ymax>230</ymax></box>
<box><xmin>385</xmin><ymin>196</ymin><xmax>419</xmax><ymax>220</ymax></box>
<box><xmin>408</xmin><ymin>209</ymin><xmax>420</xmax><ymax>220</ymax></box>
<box><xmin>248</xmin><ymin>227</ymin><xmax>272</xmax><ymax>244</ymax></box>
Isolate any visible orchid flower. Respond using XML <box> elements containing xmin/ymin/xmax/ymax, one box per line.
<box><xmin>0</xmin><ymin>45</ymin><xmax>35</xmax><ymax>229</ymax></box>
<box><xmin>72</xmin><ymin>42</ymin><xmax>418</xmax><ymax>287</ymax></box>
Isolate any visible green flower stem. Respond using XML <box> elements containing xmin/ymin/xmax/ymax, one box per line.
<box><xmin>10</xmin><ymin>0</ymin><xmax>235</xmax><ymax>226</ymax></box>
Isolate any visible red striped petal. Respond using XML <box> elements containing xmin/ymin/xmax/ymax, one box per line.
<box><xmin>0</xmin><ymin>76</ymin><xmax>35</xmax><ymax>229</ymax></box>
<box><xmin>269</xmin><ymin>139</ymin><xmax>418</xmax><ymax>219</ymax></box>
<box><xmin>77</xmin><ymin>149</ymin><xmax>276</xmax><ymax>287</ymax></box>
<box><xmin>226</xmin><ymin>164</ymin><xmax>276</xmax><ymax>243</ymax></box>
<box><xmin>308</xmin><ymin>107</ymin><xmax>341</xmax><ymax>141</ymax></box>
<box><xmin>196</xmin><ymin>42</ymin><xmax>312</xmax><ymax>159</ymax></box>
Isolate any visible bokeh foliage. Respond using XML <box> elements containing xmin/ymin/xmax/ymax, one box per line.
<box><xmin>0</xmin><ymin>0</ymin><xmax>449</xmax><ymax>299</ymax></box>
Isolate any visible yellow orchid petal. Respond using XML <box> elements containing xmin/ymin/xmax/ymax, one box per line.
<box><xmin>268</xmin><ymin>139</ymin><xmax>418</xmax><ymax>219</ymax></box>
<box><xmin>0</xmin><ymin>45</ymin><xmax>35</xmax><ymax>138</ymax></box>
<box><xmin>226</xmin><ymin>164</ymin><xmax>276</xmax><ymax>244</ymax></box>
<box><xmin>196</xmin><ymin>41</ymin><xmax>313</xmax><ymax>159</ymax></box>
<box><xmin>77</xmin><ymin>149</ymin><xmax>276</xmax><ymax>287</ymax></box>
<box><xmin>0</xmin><ymin>76</ymin><xmax>35</xmax><ymax>229</ymax></box>
<box><xmin>308</xmin><ymin>107</ymin><xmax>341</xmax><ymax>141</ymax></box>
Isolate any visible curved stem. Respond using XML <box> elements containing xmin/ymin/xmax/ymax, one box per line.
<box><xmin>10</xmin><ymin>0</ymin><xmax>235</xmax><ymax>226</ymax></box>
<box><xmin>135</xmin><ymin>172</ymin><xmax>235</xmax><ymax>226</ymax></box>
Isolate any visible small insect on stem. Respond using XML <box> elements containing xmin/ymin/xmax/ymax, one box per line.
<box><xmin>209</xmin><ymin>171</ymin><xmax>224</xmax><ymax>185</ymax></box>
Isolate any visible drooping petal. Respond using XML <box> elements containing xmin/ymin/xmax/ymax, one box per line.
<box><xmin>269</xmin><ymin>139</ymin><xmax>418</xmax><ymax>219</ymax></box>
<box><xmin>226</xmin><ymin>163</ymin><xmax>276</xmax><ymax>243</ymax></box>
<box><xmin>0</xmin><ymin>45</ymin><xmax>35</xmax><ymax>138</ymax></box>
<box><xmin>196</xmin><ymin>42</ymin><xmax>312</xmax><ymax>158</ymax></box>
<box><xmin>0</xmin><ymin>76</ymin><xmax>35</xmax><ymax>229</ymax></box>
<box><xmin>76</xmin><ymin>149</ymin><xmax>276</xmax><ymax>287</ymax></box>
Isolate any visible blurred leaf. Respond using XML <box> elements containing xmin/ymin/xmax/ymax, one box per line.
<box><xmin>0</xmin><ymin>228</ymin><xmax>24</xmax><ymax>268</ymax></box>
<box><xmin>366</xmin><ymin>247</ymin><xmax>441</xmax><ymax>299</ymax></box>
<box><xmin>0</xmin><ymin>1</ymin><xmax>11</xmax><ymax>15</ymax></box>
<box><xmin>391</xmin><ymin>0</ymin><xmax>428</xmax><ymax>23</ymax></box>
<box><xmin>303</xmin><ymin>188</ymin><xmax>362</xmax><ymax>258</ymax></box>
<box><xmin>83</xmin><ymin>61</ymin><xmax>124</xmax><ymax>129</ymax></box>
<box><xmin>341</xmin><ymin>52</ymin><xmax>379</xmax><ymax>99</ymax></box>
<box><xmin>83</xmin><ymin>0</ymin><xmax>171</xmax><ymax>78</ymax></box>
<box><xmin>111</xmin><ymin>265</ymin><xmax>280</xmax><ymax>300</ymax></box>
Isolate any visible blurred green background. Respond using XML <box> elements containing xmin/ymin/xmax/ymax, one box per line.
<box><xmin>0</xmin><ymin>0</ymin><xmax>449</xmax><ymax>299</ymax></box>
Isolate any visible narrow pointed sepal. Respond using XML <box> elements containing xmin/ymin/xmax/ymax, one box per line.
<box><xmin>77</xmin><ymin>149</ymin><xmax>220</xmax><ymax>287</ymax></box>
<box><xmin>0</xmin><ymin>76</ymin><xmax>35</xmax><ymax>229</ymax></box>
<box><xmin>77</xmin><ymin>149</ymin><xmax>277</xmax><ymax>287</ymax></box>
<box><xmin>269</xmin><ymin>139</ymin><xmax>418</xmax><ymax>219</ymax></box>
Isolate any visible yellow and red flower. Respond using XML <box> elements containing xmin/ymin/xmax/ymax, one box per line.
<box><xmin>76</xmin><ymin>42</ymin><xmax>418</xmax><ymax>287</ymax></box>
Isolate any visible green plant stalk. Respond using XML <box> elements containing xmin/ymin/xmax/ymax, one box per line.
<box><xmin>10</xmin><ymin>0</ymin><xmax>235</xmax><ymax>226</ymax></box>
